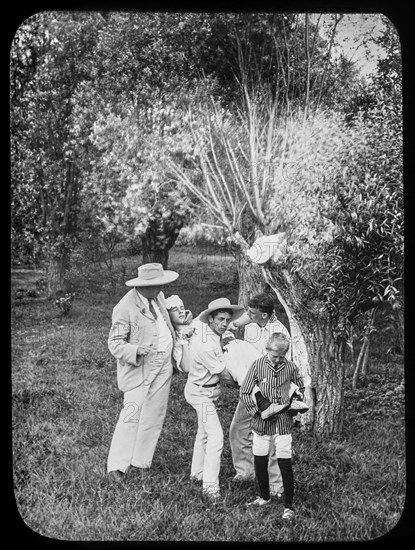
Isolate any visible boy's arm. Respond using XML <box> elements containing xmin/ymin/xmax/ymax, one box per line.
<box><xmin>254</xmin><ymin>389</ymin><xmax>272</xmax><ymax>411</ymax></box>
<box><xmin>240</xmin><ymin>362</ymin><xmax>260</xmax><ymax>417</ymax></box>
<box><xmin>219</xmin><ymin>367</ymin><xmax>238</xmax><ymax>388</ymax></box>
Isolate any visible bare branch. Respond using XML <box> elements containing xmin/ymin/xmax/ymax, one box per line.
<box><xmin>167</xmin><ymin>160</ymin><xmax>229</xmax><ymax>229</ymax></box>
<box><xmin>304</xmin><ymin>13</ymin><xmax>311</xmax><ymax>121</ymax></box>
<box><xmin>205</xmin><ymin>103</ymin><xmax>237</xmax><ymax>222</ymax></box>
<box><xmin>315</xmin><ymin>14</ymin><xmax>343</xmax><ymax>111</ymax></box>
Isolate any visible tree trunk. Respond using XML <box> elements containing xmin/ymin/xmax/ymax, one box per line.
<box><xmin>142</xmin><ymin>236</ymin><xmax>169</xmax><ymax>269</ymax></box>
<box><xmin>236</xmin><ymin>246</ymin><xmax>265</xmax><ymax>307</ymax></box>
<box><xmin>263</xmin><ymin>268</ymin><xmax>345</xmax><ymax>435</ymax></box>
<box><xmin>361</xmin><ymin>340</ymin><xmax>370</xmax><ymax>376</ymax></box>
<box><xmin>141</xmin><ymin>213</ymin><xmax>184</xmax><ymax>269</ymax></box>
<box><xmin>306</xmin><ymin>319</ymin><xmax>345</xmax><ymax>435</ymax></box>
<box><xmin>393</xmin><ymin>302</ymin><xmax>404</xmax><ymax>356</ymax></box>
<box><xmin>46</xmin><ymin>253</ymin><xmax>68</xmax><ymax>298</ymax></box>
<box><xmin>262</xmin><ymin>269</ymin><xmax>313</xmax><ymax>429</ymax></box>
<box><xmin>352</xmin><ymin>338</ymin><xmax>368</xmax><ymax>390</ymax></box>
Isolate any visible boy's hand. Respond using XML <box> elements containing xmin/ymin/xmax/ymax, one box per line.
<box><xmin>184</xmin><ymin>310</ymin><xmax>193</xmax><ymax>324</ymax></box>
<box><xmin>227</xmin><ymin>321</ymin><xmax>239</xmax><ymax>332</ymax></box>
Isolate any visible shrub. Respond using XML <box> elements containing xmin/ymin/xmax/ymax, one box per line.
<box><xmin>55</xmin><ymin>292</ymin><xmax>75</xmax><ymax>315</ymax></box>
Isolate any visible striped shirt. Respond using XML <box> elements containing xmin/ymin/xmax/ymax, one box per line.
<box><xmin>240</xmin><ymin>355</ymin><xmax>305</xmax><ymax>436</ymax></box>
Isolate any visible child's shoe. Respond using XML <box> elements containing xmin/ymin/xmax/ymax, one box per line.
<box><xmin>287</xmin><ymin>393</ymin><xmax>309</xmax><ymax>414</ymax></box>
<box><xmin>261</xmin><ymin>402</ymin><xmax>290</xmax><ymax>419</ymax></box>
<box><xmin>247</xmin><ymin>496</ymin><xmax>271</xmax><ymax>506</ymax></box>
<box><xmin>282</xmin><ymin>507</ymin><xmax>295</xmax><ymax>520</ymax></box>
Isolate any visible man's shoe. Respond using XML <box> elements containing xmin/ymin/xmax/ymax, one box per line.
<box><xmin>129</xmin><ymin>465</ymin><xmax>153</xmax><ymax>480</ymax></box>
<box><xmin>261</xmin><ymin>402</ymin><xmax>290</xmax><ymax>420</ymax></box>
<box><xmin>203</xmin><ymin>489</ymin><xmax>221</xmax><ymax>502</ymax></box>
<box><xmin>232</xmin><ymin>474</ymin><xmax>255</xmax><ymax>482</ymax></box>
<box><xmin>270</xmin><ymin>490</ymin><xmax>284</xmax><ymax>500</ymax></box>
<box><xmin>287</xmin><ymin>399</ymin><xmax>309</xmax><ymax>415</ymax></box>
<box><xmin>282</xmin><ymin>507</ymin><xmax>295</xmax><ymax>520</ymax></box>
<box><xmin>108</xmin><ymin>470</ymin><xmax>124</xmax><ymax>483</ymax></box>
<box><xmin>247</xmin><ymin>496</ymin><xmax>271</xmax><ymax>507</ymax></box>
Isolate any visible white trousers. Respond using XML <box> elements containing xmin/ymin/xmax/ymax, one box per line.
<box><xmin>184</xmin><ymin>380</ymin><xmax>223</xmax><ymax>494</ymax></box>
<box><xmin>107</xmin><ymin>346</ymin><xmax>173</xmax><ymax>473</ymax></box>
<box><xmin>252</xmin><ymin>431</ymin><xmax>292</xmax><ymax>459</ymax></box>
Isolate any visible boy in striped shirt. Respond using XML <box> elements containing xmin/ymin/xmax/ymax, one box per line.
<box><xmin>240</xmin><ymin>332</ymin><xmax>305</xmax><ymax>520</ymax></box>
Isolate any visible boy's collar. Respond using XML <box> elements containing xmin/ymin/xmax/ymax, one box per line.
<box><xmin>266</xmin><ymin>356</ymin><xmax>287</xmax><ymax>375</ymax></box>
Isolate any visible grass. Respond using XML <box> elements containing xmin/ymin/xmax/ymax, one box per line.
<box><xmin>11</xmin><ymin>246</ymin><xmax>406</xmax><ymax>541</ymax></box>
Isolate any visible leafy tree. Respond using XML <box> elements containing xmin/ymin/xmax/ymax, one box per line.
<box><xmin>84</xmin><ymin>89</ymin><xmax>195</xmax><ymax>268</ymax></box>
<box><xmin>10</xmin><ymin>11</ymin><xmax>103</xmax><ymax>296</ymax></box>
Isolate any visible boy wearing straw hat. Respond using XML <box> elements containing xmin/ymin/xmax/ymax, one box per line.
<box><xmin>184</xmin><ymin>297</ymin><xmax>244</xmax><ymax>500</ymax></box>
<box><xmin>107</xmin><ymin>263</ymin><xmax>179</xmax><ymax>482</ymax></box>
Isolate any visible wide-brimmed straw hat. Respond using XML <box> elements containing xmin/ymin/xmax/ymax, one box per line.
<box><xmin>198</xmin><ymin>298</ymin><xmax>244</xmax><ymax>323</ymax></box>
<box><xmin>125</xmin><ymin>263</ymin><xmax>179</xmax><ymax>287</ymax></box>
<box><xmin>246</xmin><ymin>233</ymin><xmax>287</xmax><ymax>265</ymax></box>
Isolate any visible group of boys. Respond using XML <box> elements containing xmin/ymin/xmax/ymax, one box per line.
<box><xmin>106</xmin><ymin>263</ymin><xmax>308</xmax><ymax>521</ymax></box>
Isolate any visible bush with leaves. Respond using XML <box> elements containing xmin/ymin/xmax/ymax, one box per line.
<box><xmin>55</xmin><ymin>292</ymin><xmax>75</xmax><ymax>315</ymax></box>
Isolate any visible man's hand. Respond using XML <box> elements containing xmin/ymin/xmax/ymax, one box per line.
<box><xmin>227</xmin><ymin>321</ymin><xmax>239</xmax><ymax>332</ymax></box>
<box><xmin>137</xmin><ymin>343</ymin><xmax>153</xmax><ymax>356</ymax></box>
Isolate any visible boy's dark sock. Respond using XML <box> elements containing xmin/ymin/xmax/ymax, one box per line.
<box><xmin>277</xmin><ymin>458</ymin><xmax>294</xmax><ymax>509</ymax></box>
<box><xmin>255</xmin><ymin>391</ymin><xmax>272</xmax><ymax>411</ymax></box>
<box><xmin>254</xmin><ymin>454</ymin><xmax>270</xmax><ymax>500</ymax></box>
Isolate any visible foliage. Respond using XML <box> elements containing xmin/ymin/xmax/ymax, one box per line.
<box><xmin>83</xmin><ymin>89</ymin><xmax>197</xmax><ymax>266</ymax></box>
<box><xmin>169</xmin><ymin>86</ymin><xmax>402</xmax><ymax>321</ymax></box>
<box><xmin>10</xmin><ymin>12</ymin><xmax>104</xmax><ymax>293</ymax></box>
<box><xmin>10</xmin><ymin>11</ymin><xmax>364</xmax><ymax>284</ymax></box>
<box><xmin>55</xmin><ymin>292</ymin><xmax>75</xmax><ymax>315</ymax></box>
<box><xmin>322</xmin><ymin>95</ymin><xmax>403</xmax><ymax>318</ymax></box>
<box><xmin>343</xmin><ymin>373</ymin><xmax>404</xmax><ymax>424</ymax></box>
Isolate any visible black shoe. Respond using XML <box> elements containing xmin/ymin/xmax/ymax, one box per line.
<box><xmin>108</xmin><ymin>470</ymin><xmax>124</xmax><ymax>483</ymax></box>
<box><xmin>287</xmin><ymin>397</ymin><xmax>309</xmax><ymax>415</ymax></box>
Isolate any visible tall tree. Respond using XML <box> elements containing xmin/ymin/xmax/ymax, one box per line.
<box><xmin>10</xmin><ymin>11</ymin><xmax>103</xmax><ymax>296</ymax></box>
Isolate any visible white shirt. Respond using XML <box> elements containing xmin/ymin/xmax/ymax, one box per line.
<box><xmin>188</xmin><ymin>325</ymin><xmax>226</xmax><ymax>386</ymax></box>
<box><xmin>244</xmin><ymin>316</ymin><xmax>292</xmax><ymax>359</ymax></box>
<box><xmin>223</xmin><ymin>340</ymin><xmax>262</xmax><ymax>386</ymax></box>
<box><xmin>141</xmin><ymin>296</ymin><xmax>173</xmax><ymax>352</ymax></box>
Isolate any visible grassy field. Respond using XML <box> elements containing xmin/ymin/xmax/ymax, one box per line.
<box><xmin>11</xmin><ymin>246</ymin><xmax>406</xmax><ymax>541</ymax></box>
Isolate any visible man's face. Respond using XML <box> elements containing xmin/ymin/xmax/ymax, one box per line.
<box><xmin>168</xmin><ymin>304</ymin><xmax>186</xmax><ymax>326</ymax></box>
<box><xmin>247</xmin><ymin>306</ymin><xmax>269</xmax><ymax>326</ymax></box>
<box><xmin>138</xmin><ymin>285</ymin><xmax>163</xmax><ymax>299</ymax></box>
<box><xmin>266</xmin><ymin>342</ymin><xmax>289</xmax><ymax>366</ymax></box>
<box><xmin>209</xmin><ymin>311</ymin><xmax>232</xmax><ymax>336</ymax></box>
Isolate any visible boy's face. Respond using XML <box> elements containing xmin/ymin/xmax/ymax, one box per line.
<box><xmin>208</xmin><ymin>311</ymin><xmax>232</xmax><ymax>336</ymax></box>
<box><xmin>247</xmin><ymin>306</ymin><xmax>270</xmax><ymax>326</ymax></box>
<box><xmin>266</xmin><ymin>343</ymin><xmax>289</xmax><ymax>366</ymax></box>
<box><xmin>168</xmin><ymin>304</ymin><xmax>186</xmax><ymax>326</ymax></box>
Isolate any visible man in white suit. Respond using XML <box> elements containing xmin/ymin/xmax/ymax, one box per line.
<box><xmin>107</xmin><ymin>263</ymin><xmax>179</xmax><ymax>482</ymax></box>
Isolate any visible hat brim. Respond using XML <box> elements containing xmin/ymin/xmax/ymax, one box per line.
<box><xmin>198</xmin><ymin>305</ymin><xmax>244</xmax><ymax>323</ymax></box>
<box><xmin>125</xmin><ymin>271</ymin><xmax>179</xmax><ymax>287</ymax></box>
